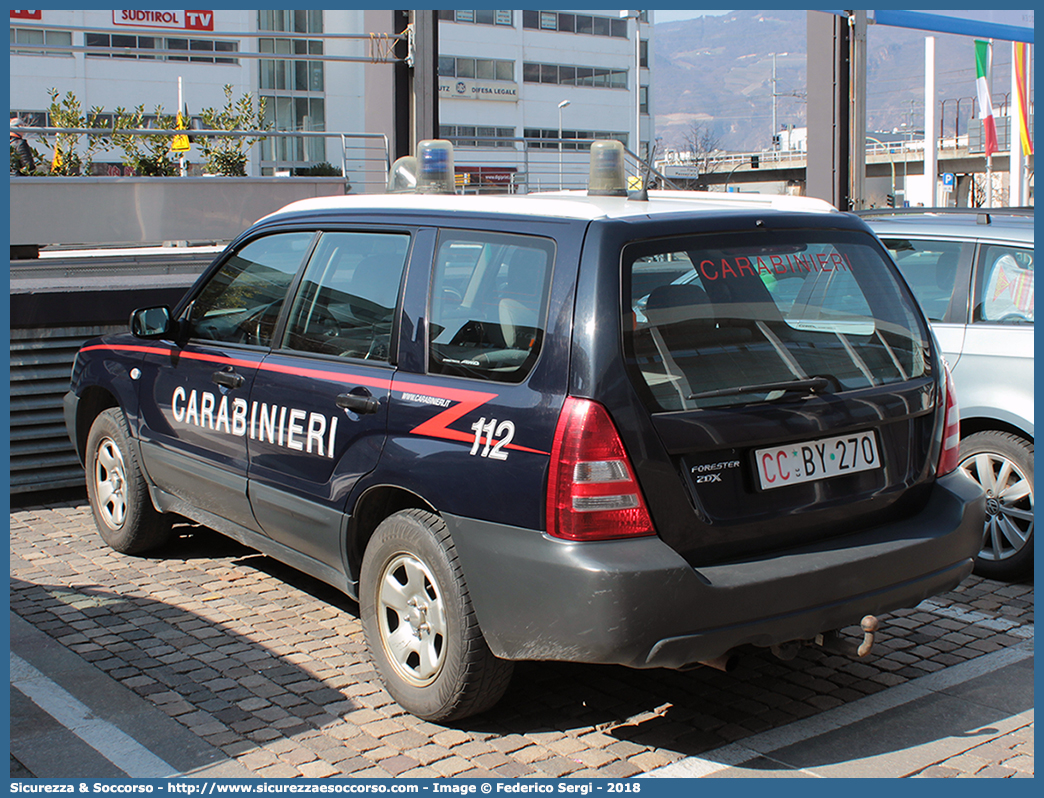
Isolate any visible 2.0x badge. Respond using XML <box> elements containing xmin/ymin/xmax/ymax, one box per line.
<box><xmin>691</xmin><ymin>459</ymin><xmax>740</xmax><ymax>484</ymax></box>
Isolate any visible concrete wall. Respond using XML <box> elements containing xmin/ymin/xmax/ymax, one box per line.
<box><xmin>9</xmin><ymin>177</ymin><xmax>349</xmax><ymax>247</ymax></box>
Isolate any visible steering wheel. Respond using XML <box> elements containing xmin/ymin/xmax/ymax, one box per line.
<box><xmin>234</xmin><ymin>304</ymin><xmax>277</xmax><ymax>346</ymax></box>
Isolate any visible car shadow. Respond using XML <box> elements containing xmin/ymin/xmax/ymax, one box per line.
<box><xmin>143</xmin><ymin>522</ymin><xmax>1040</xmax><ymax>767</ymax></box>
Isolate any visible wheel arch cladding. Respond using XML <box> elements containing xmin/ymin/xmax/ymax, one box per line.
<box><xmin>346</xmin><ymin>485</ymin><xmax>438</xmax><ymax>584</ymax></box>
<box><xmin>75</xmin><ymin>387</ymin><xmax>120</xmax><ymax>463</ymax></box>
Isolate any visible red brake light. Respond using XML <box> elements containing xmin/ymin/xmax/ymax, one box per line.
<box><xmin>547</xmin><ymin>397</ymin><xmax>655</xmax><ymax>541</ymax></box>
<box><xmin>937</xmin><ymin>363</ymin><xmax>961</xmax><ymax>476</ymax></box>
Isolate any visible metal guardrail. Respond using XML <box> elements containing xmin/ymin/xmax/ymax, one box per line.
<box><xmin>655</xmin><ymin>132</ymin><xmax>1015</xmax><ymax>175</ymax></box>
<box><xmin>16</xmin><ymin>126</ymin><xmax>391</xmax><ymax>188</ymax></box>
<box><xmin>441</xmin><ymin>135</ymin><xmax>680</xmax><ymax>193</ymax></box>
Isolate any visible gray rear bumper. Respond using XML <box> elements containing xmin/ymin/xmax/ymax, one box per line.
<box><xmin>445</xmin><ymin>471</ymin><xmax>984</xmax><ymax>669</ymax></box>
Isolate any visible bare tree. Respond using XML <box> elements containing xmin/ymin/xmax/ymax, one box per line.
<box><xmin>682</xmin><ymin>122</ymin><xmax>724</xmax><ymax>175</ymax></box>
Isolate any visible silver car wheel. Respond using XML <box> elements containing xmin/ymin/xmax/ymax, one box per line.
<box><xmin>960</xmin><ymin>450</ymin><xmax>1034</xmax><ymax>562</ymax></box>
<box><xmin>94</xmin><ymin>435</ymin><xmax>129</xmax><ymax>530</ymax></box>
<box><xmin>376</xmin><ymin>552</ymin><xmax>448</xmax><ymax>687</ymax></box>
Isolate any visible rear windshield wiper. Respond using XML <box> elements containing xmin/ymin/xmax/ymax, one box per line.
<box><xmin>688</xmin><ymin>377</ymin><xmax>832</xmax><ymax>401</ymax></box>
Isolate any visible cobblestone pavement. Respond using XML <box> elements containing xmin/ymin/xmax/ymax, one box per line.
<box><xmin>10</xmin><ymin>495</ymin><xmax>1034</xmax><ymax>779</ymax></box>
<box><xmin>912</xmin><ymin>722</ymin><xmax>1034</xmax><ymax>778</ymax></box>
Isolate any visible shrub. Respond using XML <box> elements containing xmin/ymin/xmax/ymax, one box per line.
<box><xmin>198</xmin><ymin>85</ymin><xmax>269</xmax><ymax>176</ymax></box>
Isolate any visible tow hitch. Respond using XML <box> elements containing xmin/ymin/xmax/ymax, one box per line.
<box><xmin>815</xmin><ymin>615</ymin><xmax>880</xmax><ymax>658</ymax></box>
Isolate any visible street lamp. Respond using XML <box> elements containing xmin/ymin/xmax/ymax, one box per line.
<box><xmin>558</xmin><ymin>100</ymin><xmax>571</xmax><ymax>189</ymax></box>
<box><xmin>866</xmin><ymin>136</ymin><xmax>896</xmax><ymax>206</ymax></box>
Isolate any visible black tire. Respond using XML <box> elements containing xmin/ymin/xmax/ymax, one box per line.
<box><xmin>85</xmin><ymin>408</ymin><xmax>172</xmax><ymax>554</ymax></box>
<box><xmin>360</xmin><ymin>509</ymin><xmax>513</xmax><ymax>721</ymax></box>
<box><xmin>958</xmin><ymin>431</ymin><xmax>1034</xmax><ymax>580</ymax></box>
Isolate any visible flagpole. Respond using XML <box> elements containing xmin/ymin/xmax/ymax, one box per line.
<box><xmin>1025</xmin><ymin>45</ymin><xmax>1032</xmax><ymax>206</ymax></box>
<box><xmin>986</xmin><ymin>158</ymin><xmax>992</xmax><ymax>209</ymax></box>
<box><xmin>178</xmin><ymin>76</ymin><xmax>186</xmax><ymax>177</ymax></box>
<box><xmin>1009</xmin><ymin>42</ymin><xmax>1021</xmax><ymax>206</ymax></box>
<box><xmin>986</xmin><ymin>40</ymin><xmax>992</xmax><ymax>208</ymax></box>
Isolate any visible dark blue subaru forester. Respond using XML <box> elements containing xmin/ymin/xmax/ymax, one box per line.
<box><xmin>65</xmin><ymin>141</ymin><xmax>984</xmax><ymax>722</ymax></box>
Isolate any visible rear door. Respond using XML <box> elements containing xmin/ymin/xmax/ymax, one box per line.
<box><xmin>382</xmin><ymin>226</ymin><xmax>565</xmax><ymax>532</ymax></box>
<box><xmin>246</xmin><ymin>229</ymin><xmax>413</xmax><ymax>570</ymax></box>
<box><xmin>955</xmin><ymin>241</ymin><xmax>1034</xmax><ymax>430</ymax></box>
<box><xmin>876</xmin><ymin>234</ymin><xmax>973</xmax><ymax>369</ymax></box>
<box><xmin>618</xmin><ymin>227</ymin><xmax>940</xmax><ymax>565</ymax></box>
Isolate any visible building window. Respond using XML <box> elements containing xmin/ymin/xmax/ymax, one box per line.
<box><xmin>439</xmin><ymin>10</ymin><xmax>513</xmax><ymax>27</ymax></box>
<box><xmin>84</xmin><ymin>33</ymin><xmax>238</xmax><ymax>63</ymax></box>
<box><xmin>639</xmin><ymin>86</ymin><xmax>649</xmax><ymax>115</ymax></box>
<box><xmin>258</xmin><ymin>10</ymin><xmax>325</xmax><ymax>168</ymax></box>
<box><xmin>9</xmin><ymin>110</ymin><xmax>44</xmax><ymax>126</ymax></box>
<box><xmin>259</xmin><ymin>9</ymin><xmax>323</xmax><ymax>33</ymax></box>
<box><xmin>440</xmin><ymin>125</ymin><xmax>516</xmax><ymax>148</ymax></box>
<box><xmin>523</xmin><ymin>128</ymin><xmax>628</xmax><ymax>151</ymax></box>
<box><xmin>439</xmin><ymin>56</ymin><xmax>513</xmax><ymax>82</ymax></box>
<box><xmin>523</xmin><ymin>62</ymin><xmax>627</xmax><ymax>89</ymax></box>
<box><xmin>11</xmin><ymin>27</ymin><xmax>73</xmax><ymax>57</ymax></box>
<box><xmin>639</xmin><ymin>39</ymin><xmax>649</xmax><ymax>68</ymax></box>
<box><xmin>522</xmin><ymin>11</ymin><xmax>627</xmax><ymax>38</ymax></box>
<box><xmin>259</xmin><ymin>38</ymin><xmax>324</xmax><ymax>91</ymax></box>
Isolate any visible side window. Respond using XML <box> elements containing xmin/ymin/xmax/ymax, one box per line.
<box><xmin>282</xmin><ymin>232</ymin><xmax>410</xmax><ymax>361</ymax></box>
<box><xmin>186</xmin><ymin>232</ymin><xmax>315</xmax><ymax>345</ymax></box>
<box><xmin>429</xmin><ymin>231</ymin><xmax>555</xmax><ymax>383</ymax></box>
<box><xmin>975</xmin><ymin>245</ymin><xmax>1034</xmax><ymax>324</ymax></box>
<box><xmin>880</xmin><ymin>238</ymin><xmax>964</xmax><ymax>322</ymax></box>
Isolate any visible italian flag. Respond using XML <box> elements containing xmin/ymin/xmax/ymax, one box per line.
<box><xmin>974</xmin><ymin>40</ymin><xmax>998</xmax><ymax>157</ymax></box>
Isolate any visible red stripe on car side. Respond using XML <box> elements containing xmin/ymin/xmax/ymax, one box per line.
<box><xmin>85</xmin><ymin>343</ymin><xmax>549</xmax><ymax>455</ymax></box>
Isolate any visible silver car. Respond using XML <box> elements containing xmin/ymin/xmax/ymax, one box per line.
<box><xmin>862</xmin><ymin>209</ymin><xmax>1034</xmax><ymax>580</ymax></box>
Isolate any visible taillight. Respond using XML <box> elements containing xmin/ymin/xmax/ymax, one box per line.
<box><xmin>546</xmin><ymin>397</ymin><xmax>655</xmax><ymax>541</ymax></box>
<box><xmin>937</xmin><ymin>363</ymin><xmax>961</xmax><ymax>476</ymax></box>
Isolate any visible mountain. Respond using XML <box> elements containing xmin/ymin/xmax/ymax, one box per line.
<box><xmin>653</xmin><ymin>10</ymin><xmax>1016</xmax><ymax>153</ymax></box>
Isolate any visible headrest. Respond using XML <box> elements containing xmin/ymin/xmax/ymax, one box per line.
<box><xmin>645</xmin><ymin>282</ymin><xmax>714</xmax><ymax>327</ymax></box>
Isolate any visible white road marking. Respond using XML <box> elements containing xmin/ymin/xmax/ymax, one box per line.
<box><xmin>641</xmin><ymin>639</ymin><xmax>1033</xmax><ymax>778</ymax></box>
<box><xmin>10</xmin><ymin>653</ymin><xmax>180</xmax><ymax>778</ymax></box>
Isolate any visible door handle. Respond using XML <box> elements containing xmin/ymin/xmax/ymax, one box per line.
<box><xmin>336</xmin><ymin>392</ymin><xmax>380</xmax><ymax>414</ymax></box>
<box><xmin>212</xmin><ymin>369</ymin><xmax>244</xmax><ymax>390</ymax></box>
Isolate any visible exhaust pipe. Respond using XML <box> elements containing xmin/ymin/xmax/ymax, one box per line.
<box><xmin>698</xmin><ymin>652</ymin><xmax>739</xmax><ymax>672</ymax></box>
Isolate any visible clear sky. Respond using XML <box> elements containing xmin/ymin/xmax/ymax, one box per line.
<box><xmin>653</xmin><ymin>10</ymin><xmax>732</xmax><ymax>24</ymax></box>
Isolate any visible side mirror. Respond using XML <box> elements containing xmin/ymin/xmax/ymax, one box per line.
<box><xmin>130</xmin><ymin>306</ymin><xmax>174</xmax><ymax>339</ymax></box>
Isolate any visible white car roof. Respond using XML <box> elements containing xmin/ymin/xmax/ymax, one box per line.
<box><xmin>261</xmin><ymin>189</ymin><xmax>839</xmax><ymax>225</ymax></box>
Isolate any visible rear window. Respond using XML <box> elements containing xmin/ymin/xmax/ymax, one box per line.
<box><xmin>975</xmin><ymin>244</ymin><xmax>1034</xmax><ymax>324</ymax></box>
<box><xmin>878</xmin><ymin>237</ymin><xmax>965</xmax><ymax>321</ymax></box>
<box><xmin>623</xmin><ymin>230</ymin><xmax>931</xmax><ymax>411</ymax></box>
